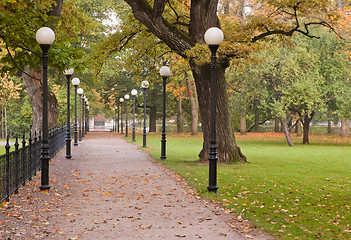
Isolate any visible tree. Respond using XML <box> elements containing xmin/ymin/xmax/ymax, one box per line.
<box><xmin>120</xmin><ymin>0</ymin><xmax>340</xmax><ymax>162</ymax></box>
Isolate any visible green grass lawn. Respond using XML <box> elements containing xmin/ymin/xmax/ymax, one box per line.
<box><xmin>128</xmin><ymin>132</ymin><xmax>351</xmax><ymax>240</ymax></box>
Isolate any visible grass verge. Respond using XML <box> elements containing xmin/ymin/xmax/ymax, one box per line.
<box><xmin>128</xmin><ymin>132</ymin><xmax>351</xmax><ymax>239</ymax></box>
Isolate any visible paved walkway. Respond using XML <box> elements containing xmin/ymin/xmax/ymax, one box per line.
<box><xmin>0</xmin><ymin>132</ymin><xmax>272</xmax><ymax>239</ymax></box>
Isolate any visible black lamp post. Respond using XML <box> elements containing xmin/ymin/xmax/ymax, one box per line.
<box><xmin>204</xmin><ymin>27</ymin><xmax>224</xmax><ymax>193</ymax></box>
<box><xmin>86</xmin><ymin>105</ymin><xmax>90</xmax><ymax>132</ymax></box>
<box><xmin>72</xmin><ymin>77</ymin><xmax>80</xmax><ymax>146</ymax></box>
<box><xmin>36</xmin><ymin>27</ymin><xmax>55</xmax><ymax>190</ymax></box>
<box><xmin>141</xmin><ymin>81</ymin><xmax>149</xmax><ymax>147</ymax></box>
<box><xmin>64</xmin><ymin>68</ymin><xmax>74</xmax><ymax>159</ymax></box>
<box><xmin>77</xmin><ymin>88</ymin><xmax>83</xmax><ymax>141</ymax></box>
<box><xmin>114</xmin><ymin>106</ymin><xmax>117</xmax><ymax>132</ymax></box>
<box><xmin>117</xmin><ymin>104</ymin><xmax>120</xmax><ymax>133</ymax></box>
<box><xmin>119</xmin><ymin>97</ymin><xmax>124</xmax><ymax>134</ymax></box>
<box><xmin>82</xmin><ymin>95</ymin><xmax>86</xmax><ymax>138</ymax></box>
<box><xmin>131</xmin><ymin>89</ymin><xmax>138</xmax><ymax>142</ymax></box>
<box><xmin>159</xmin><ymin>66</ymin><xmax>171</xmax><ymax>160</ymax></box>
<box><xmin>85</xmin><ymin>99</ymin><xmax>89</xmax><ymax>135</ymax></box>
<box><xmin>124</xmin><ymin>94</ymin><xmax>130</xmax><ymax>137</ymax></box>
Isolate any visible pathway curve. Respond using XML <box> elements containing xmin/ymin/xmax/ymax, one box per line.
<box><xmin>0</xmin><ymin>132</ymin><xmax>272</xmax><ymax>239</ymax></box>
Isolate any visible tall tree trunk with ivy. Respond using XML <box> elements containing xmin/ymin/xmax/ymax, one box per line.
<box><xmin>23</xmin><ymin>66</ymin><xmax>59</xmax><ymax>133</ymax></box>
<box><xmin>185</xmin><ymin>71</ymin><xmax>199</xmax><ymax>135</ymax></box>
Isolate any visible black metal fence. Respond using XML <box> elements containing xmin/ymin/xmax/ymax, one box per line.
<box><xmin>0</xmin><ymin>126</ymin><xmax>66</xmax><ymax>203</ymax></box>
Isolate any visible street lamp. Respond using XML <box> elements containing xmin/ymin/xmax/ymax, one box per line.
<box><xmin>124</xmin><ymin>94</ymin><xmax>130</xmax><ymax>137</ymax></box>
<box><xmin>82</xmin><ymin>96</ymin><xmax>86</xmax><ymax>138</ymax></box>
<box><xmin>36</xmin><ymin>27</ymin><xmax>55</xmax><ymax>190</ymax></box>
<box><xmin>131</xmin><ymin>89</ymin><xmax>138</xmax><ymax>142</ymax></box>
<box><xmin>141</xmin><ymin>80</ymin><xmax>149</xmax><ymax>147</ymax></box>
<box><xmin>85</xmin><ymin>99</ymin><xmax>89</xmax><ymax>135</ymax></box>
<box><xmin>72</xmin><ymin>77</ymin><xmax>80</xmax><ymax>146</ymax></box>
<box><xmin>114</xmin><ymin>106</ymin><xmax>117</xmax><ymax>133</ymax></box>
<box><xmin>64</xmin><ymin>68</ymin><xmax>74</xmax><ymax>159</ymax></box>
<box><xmin>119</xmin><ymin>97</ymin><xmax>124</xmax><ymax>134</ymax></box>
<box><xmin>77</xmin><ymin>88</ymin><xmax>83</xmax><ymax>141</ymax></box>
<box><xmin>86</xmin><ymin>105</ymin><xmax>90</xmax><ymax>132</ymax></box>
<box><xmin>159</xmin><ymin>66</ymin><xmax>171</xmax><ymax>160</ymax></box>
<box><xmin>204</xmin><ymin>27</ymin><xmax>223</xmax><ymax>193</ymax></box>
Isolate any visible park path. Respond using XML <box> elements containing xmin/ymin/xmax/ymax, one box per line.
<box><xmin>0</xmin><ymin>132</ymin><xmax>272</xmax><ymax>240</ymax></box>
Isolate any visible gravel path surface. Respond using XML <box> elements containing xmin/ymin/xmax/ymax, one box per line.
<box><xmin>0</xmin><ymin>132</ymin><xmax>273</xmax><ymax>239</ymax></box>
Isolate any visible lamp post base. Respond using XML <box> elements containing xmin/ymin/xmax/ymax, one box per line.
<box><xmin>39</xmin><ymin>185</ymin><xmax>51</xmax><ymax>191</ymax></box>
<box><xmin>207</xmin><ymin>185</ymin><xmax>218</xmax><ymax>193</ymax></box>
<box><xmin>65</xmin><ymin>155</ymin><xmax>72</xmax><ymax>159</ymax></box>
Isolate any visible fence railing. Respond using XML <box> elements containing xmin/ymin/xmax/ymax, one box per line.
<box><xmin>0</xmin><ymin>125</ymin><xmax>66</xmax><ymax>203</ymax></box>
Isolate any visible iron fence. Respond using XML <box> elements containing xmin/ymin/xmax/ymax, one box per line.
<box><xmin>0</xmin><ymin>125</ymin><xmax>66</xmax><ymax>203</ymax></box>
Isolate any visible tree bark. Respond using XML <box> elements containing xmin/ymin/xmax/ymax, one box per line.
<box><xmin>185</xmin><ymin>71</ymin><xmax>198</xmax><ymax>135</ymax></box>
<box><xmin>296</xmin><ymin>121</ymin><xmax>302</xmax><ymax>137</ymax></box>
<box><xmin>240</xmin><ymin>107</ymin><xmax>246</xmax><ymax>135</ymax></box>
<box><xmin>274</xmin><ymin>117</ymin><xmax>280</xmax><ymax>133</ymax></box>
<box><xmin>302</xmin><ymin>112</ymin><xmax>315</xmax><ymax>144</ymax></box>
<box><xmin>341</xmin><ymin>118</ymin><xmax>350</xmax><ymax>138</ymax></box>
<box><xmin>254</xmin><ymin>102</ymin><xmax>259</xmax><ymax>132</ymax></box>
<box><xmin>1</xmin><ymin>105</ymin><xmax>3</xmax><ymax>138</ymax></box>
<box><xmin>176</xmin><ymin>98</ymin><xmax>183</xmax><ymax>133</ymax></box>
<box><xmin>191</xmin><ymin>62</ymin><xmax>246</xmax><ymax>163</ymax></box>
<box><xmin>23</xmin><ymin>66</ymin><xmax>58</xmax><ymax>133</ymax></box>
<box><xmin>280</xmin><ymin>116</ymin><xmax>294</xmax><ymax>146</ymax></box>
<box><xmin>327</xmin><ymin>108</ymin><xmax>332</xmax><ymax>134</ymax></box>
<box><xmin>149</xmin><ymin>106</ymin><xmax>157</xmax><ymax>132</ymax></box>
<box><xmin>4</xmin><ymin>105</ymin><xmax>7</xmax><ymax>137</ymax></box>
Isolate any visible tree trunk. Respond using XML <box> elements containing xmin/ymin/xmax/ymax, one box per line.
<box><xmin>1</xmin><ymin>105</ymin><xmax>3</xmax><ymax>138</ymax></box>
<box><xmin>5</xmin><ymin>105</ymin><xmax>7</xmax><ymax>137</ymax></box>
<box><xmin>274</xmin><ymin>117</ymin><xmax>280</xmax><ymax>133</ymax></box>
<box><xmin>185</xmin><ymin>71</ymin><xmax>199</xmax><ymax>135</ymax></box>
<box><xmin>302</xmin><ymin>112</ymin><xmax>315</xmax><ymax>144</ymax></box>
<box><xmin>23</xmin><ymin>66</ymin><xmax>58</xmax><ymax>133</ymax></box>
<box><xmin>280</xmin><ymin>116</ymin><xmax>294</xmax><ymax>146</ymax></box>
<box><xmin>296</xmin><ymin>121</ymin><xmax>302</xmax><ymax>136</ymax></box>
<box><xmin>176</xmin><ymin>98</ymin><xmax>183</xmax><ymax>133</ymax></box>
<box><xmin>191</xmin><ymin>62</ymin><xmax>246</xmax><ymax>163</ymax></box>
<box><xmin>149</xmin><ymin>106</ymin><xmax>157</xmax><ymax>132</ymax></box>
<box><xmin>327</xmin><ymin>108</ymin><xmax>332</xmax><ymax>134</ymax></box>
<box><xmin>254</xmin><ymin>103</ymin><xmax>259</xmax><ymax>132</ymax></box>
<box><xmin>341</xmin><ymin>118</ymin><xmax>350</xmax><ymax>137</ymax></box>
<box><xmin>240</xmin><ymin>107</ymin><xmax>246</xmax><ymax>135</ymax></box>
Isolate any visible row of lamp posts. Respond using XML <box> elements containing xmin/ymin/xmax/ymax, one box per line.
<box><xmin>36</xmin><ymin>25</ymin><xmax>223</xmax><ymax>193</ymax></box>
<box><xmin>113</xmin><ymin>80</ymin><xmax>149</xmax><ymax>145</ymax></box>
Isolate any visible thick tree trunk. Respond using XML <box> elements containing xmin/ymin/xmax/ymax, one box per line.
<box><xmin>327</xmin><ymin>108</ymin><xmax>332</xmax><ymax>134</ymax></box>
<box><xmin>149</xmin><ymin>106</ymin><xmax>157</xmax><ymax>132</ymax></box>
<box><xmin>176</xmin><ymin>98</ymin><xmax>183</xmax><ymax>133</ymax></box>
<box><xmin>302</xmin><ymin>112</ymin><xmax>315</xmax><ymax>144</ymax></box>
<box><xmin>240</xmin><ymin>107</ymin><xmax>246</xmax><ymax>135</ymax></box>
<box><xmin>23</xmin><ymin>66</ymin><xmax>58</xmax><ymax>133</ymax></box>
<box><xmin>185</xmin><ymin>71</ymin><xmax>199</xmax><ymax>135</ymax></box>
<box><xmin>280</xmin><ymin>116</ymin><xmax>294</xmax><ymax>146</ymax></box>
<box><xmin>341</xmin><ymin>118</ymin><xmax>350</xmax><ymax>137</ymax></box>
<box><xmin>274</xmin><ymin>117</ymin><xmax>280</xmax><ymax>133</ymax></box>
<box><xmin>191</xmin><ymin>62</ymin><xmax>246</xmax><ymax>163</ymax></box>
